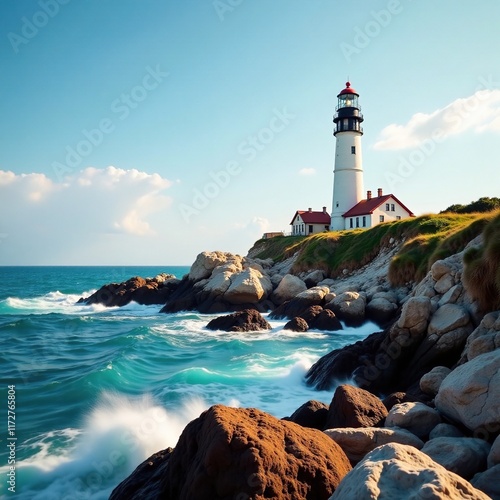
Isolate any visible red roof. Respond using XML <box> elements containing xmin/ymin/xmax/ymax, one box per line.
<box><xmin>342</xmin><ymin>194</ymin><xmax>415</xmax><ymax>218</ymax></box>
<box><xmin>338</xmin><ymin>81</ymin><xmax>358</xmax><ymax>96</ymax></box>
<box><xmin>290</xmin><ymin>210</ymin><xmax>331</xmax><ymax>225</ymax></box>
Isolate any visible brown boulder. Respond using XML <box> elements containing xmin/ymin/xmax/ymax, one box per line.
<box><xmin>325</xmin><ymin>385</ymin><xmax>388</xmax><ymax>429</ymax></box>
<box><xmin>287</xmin><ymin>400</ymin><xmax>329</xmax><ymax>430</ymax></box>
<box><xmin>284</xmin><ymin>317</ymin><xmax>309</xmax><ymax>332</ymax></box>
<box><xmin>161</xmin><ymin>405</ymin><xmax>351</xmax><ymax>499</ymax></box>
<box><xmin>205</xmin><ymin>309</ymin><xmax>271</xmax><ymax>332</ymax></box>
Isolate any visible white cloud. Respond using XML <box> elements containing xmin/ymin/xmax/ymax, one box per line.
<box><xmin>374</xmin><ymin>89</ymin><xmax>500</xmax><ymax>150</ymax></box>
<box><xmin>0</xmin><ymin>167</ymin><xmax>173</xmax><ymax>264</ymax></box>
<box><xmin>298</xmin><ymin>168</ymin><xmax>316</xmax><ymax>176</ymax></box>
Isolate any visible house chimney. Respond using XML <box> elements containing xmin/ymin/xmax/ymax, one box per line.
<box><xmin>308</xmin><ymin>207</ymin><xmax>312</xmax><ymax>213</ymax></box>
<box><xmin>322</xmin><ymin>206</ymin><xmax>327</xmax><ymax>214</ymax></box>
<box><xmin>367</xmin><ymin>190</ymin><xmax>372</xmax><ymax>200</ymax></box>
<box><xmin>377</xmin><ymin>188</ymin><xmax>383</xmax><ymax>197</ymax></box>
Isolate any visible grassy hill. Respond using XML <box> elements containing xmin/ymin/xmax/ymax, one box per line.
<box><xmin>249</xmin><ymin>211</ymin><xmax>500</xmax><ymax>287</ymax></box>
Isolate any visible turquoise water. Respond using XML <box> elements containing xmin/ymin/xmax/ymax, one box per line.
<box><xmin>0</xmin><ymin>267</ymin><xmax>378</xmax><ymax>499</ymax></box>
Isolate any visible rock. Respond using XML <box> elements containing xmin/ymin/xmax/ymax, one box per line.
<box><xmin>284</xmin><ymin>316</ymin><xmax>309</xmax><ymax>332</ymax></box>
<box><xmin>304</xmin><ymin>270</ymin><xmax>326</xmax><ymax>288</ymax></box>
<box><xmin>421</xmin><ymin>437</ymin><xmax>491</xmax><ymax>479</ymax></box>
<box><xmin>427</xmin><ymin>304</ymin><xmax>470</xmax><ymax>335</ymax></box>
<box><xmin>326</xmin><ymin>292</ymin><xmax>365</xmax><ymax>326</ymax></box>
<box><xmin>431</xmin><ymin>259</ymin><xmax>453</xmax><ymax>281</ymax></box>
<box><xmin>438</xmin><ymin>284</ymin><xmax>463</xmax><ymax>307</ymax></box>
<box><xmin>270</xmin><ymin>286</ymin><xmax>330</xmax><ymax>320</ymax></box>
<box><xmin>385</xmin><ymin>402</ymin><xmax>441</xmax><ymax>439</ymax></box>
<box><xmin>471</xmin><ymin>465</ymin><xmax>500</xmax><ymax>500</ymax></box>
<box><xmin>287</xmin><ymin>400</ymin><xmax>329</xmax><ymax>430</ymax></box>
<box><xmin>299</xmin><ymin>306</ymin><xmax>342</xmax><ymax>332</ymax></box>
<box><xmin>419</xmin><ymin>366</ymin><xmax>452</xmax><ymax>396</ymax></box>
<box><xmin>158</xmin><ymin>405</ymin><xmax>352</xmax><ymax>499</ymax></box>
<box><xmin>365</xmin><ymin>297</ymin><xmax>398</xmax><ymax>325</ymax></box>
<box><xmin>271</xmin><ymin>274</ymin><xmax>307</xmax><ymax>304</ymax></box>
<box><xmin>396</xmin><ymin>296</ymin><xmax>432</xmax><ymax>334</ymax></box>
<box><xmin>330</xmin><ymin>443</ymin><xmax>491</xmax><ymax>500</ymax></box>
<box><xmin>434</xmin><ymin>273</ymin><xmax>455</xmax><ymax>294</ymax></box>
<box><xmin>325</xmin><ymin>385</ymin><xmax>387</xmax><ymax>429</ymax></box>
<box><xmin>324</xmin><ymin>427</ymin><xmax>423</xmax><ymax>463</ymax></box>
<box><xmin>205</xmin><ymin>309</ymin><xmax>271</xmax><ymax>332</ymax></box>
<box><xmin>429</xmin><ymin>423</ymin><xmax>465</xmax><ymax>439</ymax></box>
<box><xmin>305</xmin><ymin>329</ymin><xmax>386</xmax><ymax>390</ymax></box>
<box><xmin>224</xmin><ymin>268</ymin><xmax>272</xmax><ymax>305</ymax></box>
<box><xmin>189</xmin><ymin>251</ymin><xmax>240</xmax><ymax>281</ymax></box>
<box><xmin>488</xmin><ymin>434</ymin><xmax>500</xmax><ymax>468</ymax></box>
<box><xmin>460</xmin><ymin>311</ymin><xmax>500</xmax><ymax>362</ymax></box>
<box><xmin>435</xmin><ymin>349</ymin><xmax>500</xmax><ymax>435</ymax></box>
<box><xmin>79</xmin><ymin>274</ymin><xmax>180</xmax><ymax>307</ymax></box>
<box><xmin>109</xmin><ymin>448</ymin><xmax>173</xmax><ymax>499</ymax></box>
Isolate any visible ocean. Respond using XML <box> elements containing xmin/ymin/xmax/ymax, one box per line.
<box><xmin>0</xmin><ymin>266</ymin><xmax>379</xmax><ymax>499</ymax></box>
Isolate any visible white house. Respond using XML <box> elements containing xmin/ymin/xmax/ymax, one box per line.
<box><xmin>290</xmin><ymin>207</ymin><xmax>330</xmax><ymax>236</ymax></box>
<box><xmin>342</xmin><ymin>188</ymin><xmax>414</xmax><ymax>229</ymax></box>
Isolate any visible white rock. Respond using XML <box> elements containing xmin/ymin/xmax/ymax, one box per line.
<box><xmin>434</xmin><ymin>273</ymin><xmax>455</xmax><ymax>294</ymax></box>
<box><xmin>435</xmin><ymin>349</ymin><xmax>500</xmax><ymax>433</ymax></box>
<box><xmin>396</xmin><ymin>296</ymin><xmax>432</xmax><ymax>335</ymax></box>
<box><xmin>421</xmin><ymin>437</ymin><xmax>491</xmax><ymax>479</ymax></box>
<box><xmin>429</xmin><ymin>423</ymin><xmax>464</xmax><ymax>439</ymax></box>
<box><xmin>427</xmin><ymin>304</ymin><xmax>470</xmax><ymax>335</ymax></box>
<box><xmin>271</xmin><ymin>274</ymin><xmax>307</xmax><ymax>304</ymax></box>
<box><xmin>420</xmin><ymin>366</ymin><xmax>452</xmax><ymax>396</ymax></box>
<box><xmin>324</xmin><ymin>427</ymin><xmax>423</xmax><ymax>463</ymax></box>
<box><xmin>224</xmin><ymin>268</ymin><xmax>272</xmax><ymax>305</ymax></box>
<box><xmin>329</xmin><ymin>443</ymin><xmax>490</xmax><ymax>500</ymax></box>
<box><xmin>385</xmin><ymin>402</ymin><xmax>441</xmax><ymax>438</ymax></box>
<box><xmin>431</xmin><ymin>260</ymin><xmax>453</xmax><ymax>281</ymax></box>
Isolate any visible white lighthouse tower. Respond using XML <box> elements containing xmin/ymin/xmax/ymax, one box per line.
<box><xmin>330</xmin><ymin>82</ymin><xmax>364</xmax><ymax>231</ymax></box>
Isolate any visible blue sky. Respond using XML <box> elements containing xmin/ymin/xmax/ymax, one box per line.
<box><xmin>1</xmin><ymin>0</ymin><xmax>499</xmax><ymax>265</ymax></box>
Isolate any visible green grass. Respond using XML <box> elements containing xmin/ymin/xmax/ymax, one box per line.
<box><xmin>250</xmin><ymin>212</ymin><xmax>497</xmax><ymax>286</ymax></box>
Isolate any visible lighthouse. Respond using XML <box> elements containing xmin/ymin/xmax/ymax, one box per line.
<box><xmin>330</xmin><ymin>82</ymin><xmax>364</xmax><ymax>231</ymax></box>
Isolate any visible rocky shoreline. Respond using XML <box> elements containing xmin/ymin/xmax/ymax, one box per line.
<box><xmin>77</xmin><ymin>232</ymin><xmax>500</xmax><ymax>499</ymax></box>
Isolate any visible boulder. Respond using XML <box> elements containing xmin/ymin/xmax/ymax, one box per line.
<box><xmin>160</xmin><ymin>405</ymin><xmax>352</xmax><ymax>499</ymax></box>
<box><xmin>434</xmin><ymin>273</ymin><xmax>455</xmax><ymax>294</ymax></box>
<box><xmin>435</xmin><ymin>349</ymin><xmax>500</xmax><ymax>435</ymax></box>
<box><xmin>79</xmin><ymin>274</ymin><xmax>180</xmax><ymax>307</ymax></box>
<box><xmin>189</xmin><ymin>251</ymin><xmax>240</xmax><ymax>281</ymax></box>
<box><xmin>270</xmin><ymin>286</ymin><xmax>330</xmax><ymax>320</ymax></box>
<box><xmin>421</xmin><ymin>437</ymin><xmax>491</xmax><ymax>479</ymax></box>
<box><xmin>324</xmin><ymin>427</ymin><xmax>423</xmax><ymax>463</ymax></box>
<box><xmin>283</xmin><ymin>317</ymin><xmax>309</xmax><ymax>332</ymax></box>
<box><xmin>287</xmin><ymin>400</ymin><xmax>329</xmax><ymax>430</ymax></box>
<box><xmin>438</xmin><ymin>284</ymin><xmax>464</xmax><ymax>307</ymax></box>
<box><xmin>224</xmin><ymin>268</ymin><xmax>272</xmax><ymax>305</ymax></box>
<box><xmin>396</xmin><ymin>296</ymin><xmax>432</xmax><ymax>335</ymax></box>
<box><xmin>330</xmin><ymin>443</ymin><xmax>491</xmax><ymax>500</ymax></box>
<box><xmin>365</xmin><ymin>297</ymin><xmax>398</xmax><ymax>325</ymax></box>
<box><xmin>299</xmin><ymin>306</ymin><xmax>342</xmax><ymax>332</ymax></box>
<box><xmin>429</xmin><ymin>423</ymin><xmax>465</xmax><ymax>439</ymax></box>
<box><xmin>385</xmin><ymin>402</ymin><xmax>441</xmax><ymax>439</ymax></box>
<box><xmin>325</xmin><ymin>385</ymin><xmax>387</xmax><ymax>429</ymax></box>
<box><xmin>303</xmin><ymin>270</ymin><xmax>326</xmax><ymax>288</ymax></box>
<box><xmin>419</xmin><ymin>366</ymin><xmax>452</xmax><ymax>396</ymax></box>
<box><xmin>487</xmin><ymin>434</ymin><xmax>500</xmax><ymax>468</ymax></box>
<box><xmin>427</xmin><ymin>303</ymin><xmax>471</xmax><ymax>335</ymax></box>
<box><xmin>471</xmin><ymin>465</ymin><xmax>500</xmax><ymax>500</ymax></box>
<box><xmin>460</xmin><ymin>311</ymin><xmax>500</xmax><ymax>363</ymax></box>
<box><xmin>205</xmin><ymin>309</ymin><xmax>271</xmax><ymax>332</ymax></box>
<box><xmin>431</xmin><ymin>259</ymin><xmax>454</xmax><ymax>281</ymax></box>
<box><xmin>109</xmin><ymin>448</ymin><xmax>173</xmax><ymax>499</ymax></box>
<box><xmin>326</xmin><ymin>292</ymin><xmax>365</xmax><ymax>325</ymax></box>
<box><xmin>271</xmin><ymin>274</ymin><xmax>307</xmax><ymax>304</ymax></box>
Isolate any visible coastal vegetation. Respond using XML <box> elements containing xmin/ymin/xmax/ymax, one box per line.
<box><xmin>250</xmin><ymin>209</ymin><xmax>500</xmax><ymax>287</ymax></box>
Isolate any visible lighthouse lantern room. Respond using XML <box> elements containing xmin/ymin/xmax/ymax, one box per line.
<box><xmin>330</xmin><ymin>82</ymin><xmax>365</xmax><ymax>231</ymax></box>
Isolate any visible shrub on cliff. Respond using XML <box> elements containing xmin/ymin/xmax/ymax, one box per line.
<box><xmin>463</xmin><ymin>212</ymin><xmax>500</xmax><ymax>312</ymax></box>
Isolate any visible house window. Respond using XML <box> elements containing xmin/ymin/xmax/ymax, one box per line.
<box><xmin>380</xmin><ymin>215</ymin><xmax>385</xmax><ymax>223</ymax></box>
<box><xmin>324</xmin><ymin>225</ymin><xmax>329</xmax><ymax>231</ymax></box>
<box><xmin>391</xmin><ymin>204</ymin><xmax>395</xmax><ymax>211</ymax></box>
<box><xmin>302</xmin><ymin>224</ymin><xmax>304</xmax><ymax>233</ymax></box>
<box><xmin>356</xmin><ymin>217</ymin><xmax>359</xmax><ymax>228</ymax></box>
<box><xmin>351</xmin><ymin>146</ymin><xmax>356</xmax><ymax>154</ymax></box>
<box><xmin>396</xmin><ymin>216</ymin><xmax>401</xmax><ymax>220</ymax></box>
<box><xmin>350</xmin><ymin>218</ymin><xmax>353</xmax><ymax>228</ymax></box>
<box><xmin>362</xmin><ymin>216</ymin><xmax>366</xmax><ymax>227</ymax></box>
<box><xmin>385</xmin><ymin>203</ymin><xmax>390</xmax><ymax>211</ymax></box>
<box><xmin>309</xmin><ymin>225</ymin><xmax>313</xmax><ymax>234</ymax></box>
<box><xmin>336</xmin><ymin>202</ymin><xmax>339</xmax><ymax>208</ymax></box>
